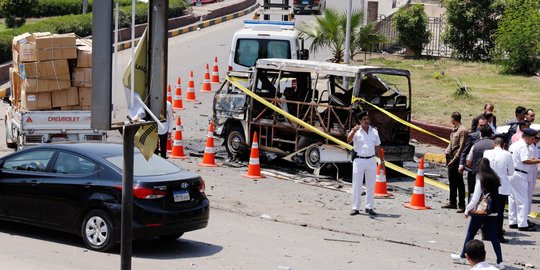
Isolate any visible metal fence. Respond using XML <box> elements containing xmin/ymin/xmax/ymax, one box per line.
<box><xmin>375</xmin><ymin>14</ymin><xmax>453</xmax><ymax>58</ymax></box>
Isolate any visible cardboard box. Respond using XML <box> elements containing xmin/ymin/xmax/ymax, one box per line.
<box><xmin>21</xmin><ymin>90</ymin><xmax>51</xmax><ymax>110</ymax></box>
<box><xmin>72</xmin><ymin>67</ymin><xmax>92</xmax><ymax>87</ymax></box>
<box><xmin>12</xmin><ymin>32</ymin><xmax>33</xmax><ymax>52</ymax></box>
<box><xmin>51</xmin><ymin>87</ymin><xmax>79</xmax><ymax>107</ymax></box>
<box><xmin>34</xmin><ymin>33</ymin><xmax>76</xmax><ymax>50</ymax></box>
<box><xmin>21</xmin><ymin>59</ymin><xmax>70</xmax><ymax>80</ymax></box>
<box><xmin>22</xmin><ymin>78</ymin><xmax>71</xmax><ymax>93</ymax></box>
<box><xmin>78</xmin><ymin>87</ymin><xmax>92</xmax><ymax>106</ymax></box>
<box><xmin>76</xmin><ymin>45</ymin><xmax>92</xmax><ymax>67</ymax></box>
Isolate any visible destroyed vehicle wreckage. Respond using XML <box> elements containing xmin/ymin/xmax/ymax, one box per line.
<box><xmin>212</xmin><ymin>59</ymin><xmax>414</xmax><ymax>170</ymax></box>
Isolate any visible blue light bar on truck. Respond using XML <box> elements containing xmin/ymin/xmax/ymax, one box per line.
<box><xmin>244</xmin><ymin>20</ymin><xmax>295</xmax><ymax>30</ymax></box>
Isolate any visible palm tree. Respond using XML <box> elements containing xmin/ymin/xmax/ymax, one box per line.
<box><xmin>297</xmin><ymin>8</ymin><xmax>385</xmax><ymax>63</ymax></box>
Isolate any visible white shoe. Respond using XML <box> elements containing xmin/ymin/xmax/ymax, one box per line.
<box><xmin>450</xmin><ymin>253</ymin><xmax>466</xmax><ymax>265</ymax></box>
<box><xmin>495</xmin><ymin>262</ymin><xmax>505</xmax><ymax>269</ymax></box>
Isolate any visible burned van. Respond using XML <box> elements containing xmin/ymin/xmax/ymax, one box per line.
<box><xmin>212</xmin><ymin>59</ymin><xmax>414</xmax><ymax>170</ymax></box>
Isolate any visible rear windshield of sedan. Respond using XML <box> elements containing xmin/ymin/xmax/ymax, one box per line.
<box><xmin>106</xmin><ymin>153</ymin><xmax>182</xmax><ymax>176</ymax></box>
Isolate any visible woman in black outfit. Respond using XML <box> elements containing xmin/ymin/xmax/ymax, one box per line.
<box><xmin>451</xmin><ymin>158</ymin><xmax>505</xmax><ymax>269</ymax></box>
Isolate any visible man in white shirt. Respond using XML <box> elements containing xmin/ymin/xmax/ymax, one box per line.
<box><xmin>483</xmin><ymin>136</ymin><xmax>514</xmax><ymax>243</ymax></box>
<box><xmin>347</xmin><ymin>111</ymin><xmax>384</xmax><ymax>216</ymax></box>
<box><xmin>155</xmin><ymin>101</ymin><xmax>174</xmax><ymax>158</ymax></box>
<box><xmin>465</xmin><ymin>240</ymin><xmax>499</xmax><ymax>270</ymax></box>
<box><xmin>508</xmin><ymin>128</ymin><xmax>540</xmax><ymax>231</ymax></box>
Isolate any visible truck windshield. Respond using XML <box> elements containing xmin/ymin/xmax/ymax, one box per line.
<box><xmin>235</xmin><ymin>39</ymin><xmax>291</xmax><ymax>67</ymax></box>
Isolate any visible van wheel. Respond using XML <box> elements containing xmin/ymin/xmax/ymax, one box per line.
<box><xmin>81</xmin><ymin>210</ymin><xmax>116</xmax><ymax>252</ymax></box>
<box><xmin>5</xmin><ymin>120</ymin><xmax>16</xmax><ymax>149</ymax></box>
<box><xmin>304</xmin><ymin>144</ymin><xmax>321</xmax><ymax>170</ymax></box>
<box><xmin>225</xmin><ymin>125</ymin><xmax>246</xmax><ymax>159</ymax></box>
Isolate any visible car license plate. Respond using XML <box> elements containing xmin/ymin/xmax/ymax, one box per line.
<box><xmin>302</xmin><ymin>1</ymin><xmax>308</xmax><ymax>4</ymax></box>
<box><xmin>173</xmin><ymin>190</ymin><xmax>190</xmax><ymax>202</ymax></box>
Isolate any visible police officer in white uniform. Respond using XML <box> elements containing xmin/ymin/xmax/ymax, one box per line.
<box><xmin>508</xmin><ymin>128</ymin><xmax>540</xmax><ymax>231</ymax></box>
<box><xmin>347</xmin><ymin>111</ymin><xmax>385</xmax><ymax>216</ymax></box>
<box><xmin>483</xmin><ymin>136</ymin><xmax>514</xmax><ymax>242</ymax></box>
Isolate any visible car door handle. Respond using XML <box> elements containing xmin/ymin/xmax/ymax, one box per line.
<box><xmin>30</xmin><ymin>180</ymin><xmax>39</xmax><ymax>186</ymax></box>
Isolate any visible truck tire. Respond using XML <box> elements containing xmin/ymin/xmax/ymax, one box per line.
<box><xmin>4</xmin><ymin>120</ymin><xmax>16</xmax><ymax>149</ymax></box>
<box><xmin>225</xmin><ymin>125</ymin><xmax>247</xmax><ymax>159</ymax></box>
<box><xmin>304</xmin><ymin>143</ymin><xmax>321</xmax><ymax>170</ymax></box>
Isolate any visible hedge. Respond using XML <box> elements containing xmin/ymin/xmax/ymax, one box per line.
<box><xmin>0</xmin><ymin>0</ymin><xmax>189</xmax><ymax>62</ymax></box>
<box><xmin>1</xmin><ymin>0</ymin><xmax>150</xmax><ymax>18</ymax></box>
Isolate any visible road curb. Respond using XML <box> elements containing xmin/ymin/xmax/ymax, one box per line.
<box><xmin>115</xmin><ymin>2</ymin><xmax>260</xmax><ymax>51</ymax></box>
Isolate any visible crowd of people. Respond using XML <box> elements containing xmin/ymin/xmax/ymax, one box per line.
<box><xmin>442</xmin><ymin>104</ymin><xmax>539</xmax><ymax>269</ymax></box>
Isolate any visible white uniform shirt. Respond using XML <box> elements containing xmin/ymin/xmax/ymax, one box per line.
<box><xmin>353</xmin><ymin>126</ymin><xmax>381</xmax><ymax>157</ymax></box>
<box><xmin>509</xmin><ymin>139</ymin><xmax>534</xmax><ymax>173</ymax></box>
<box><xmin>483</xmin><ymin>147</ymin><xmax>514</xmax><ymax>195</ymax></box>
<box><xmin>471</xmin><ymin>261</ymin><xmax>498</xmax><ymax>270</ymax></box>
<box><xmin>158</xmin><ymin>101</ymin><xmax>174</xmax><ymax>135</ymax></box>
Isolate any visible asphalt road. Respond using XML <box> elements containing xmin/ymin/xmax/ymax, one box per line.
<box><xmin>0</xmin><ymin>1</ymin><xmax>539</xmax><ymax>269</ymax></box>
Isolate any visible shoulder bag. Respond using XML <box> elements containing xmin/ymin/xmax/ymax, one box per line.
<box><xmin>468</xmin><ymin>192</ymin><xmax>492</xmax><ymax>216</ymax></box>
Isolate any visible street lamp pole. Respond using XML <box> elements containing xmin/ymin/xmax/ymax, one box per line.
<box><xmin>344</xmin><ymin>0</ymin><xmax>352</xmax><ymax>65</ymax></box>
<box><xmin>343</xmin><ymin>0</ymin><xmax>352</xmax><ymax>88</ymax></box>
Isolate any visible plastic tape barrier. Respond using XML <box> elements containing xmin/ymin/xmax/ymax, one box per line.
<box><xmin>227</xmin><ymin>76</ymin><xmax>450</xmax><ymax>191</ymax></box>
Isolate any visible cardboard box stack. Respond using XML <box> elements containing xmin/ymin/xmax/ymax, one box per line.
<box><xmin>11</xmin><ymin>32</ymin><xmax>93</xmax><ymax>111</ymax></box>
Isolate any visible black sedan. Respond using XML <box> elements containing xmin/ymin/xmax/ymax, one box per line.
<box><xmin>0</xmin><ymin>142</ymin><xmax>209</xmax><ymax>252</ymax></box>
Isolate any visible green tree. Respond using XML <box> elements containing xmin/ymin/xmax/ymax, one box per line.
<box><xmin>354</xmin><ymin>23</ymin><xmax>386</xmax><ymax>63</ymax></box>
<box><xmin>393</xmin><ymin>4</ymin><xmax>431</xmax><ymax>57</ymax></box>
<box><xmin>442</xmin><ymin>0</ymin><xmax>503</xmax><ymax>61</ymax></box>
<box><xmin>297</xmin><ymin>8</ymin><xmax>385</xmax><ymax>63</ymax></box>
<box><xmin>0</xmin><ymin>0</ymin><xmax>37</xmax><ymax>28</ymax></box>
<box><xmin>494</xmin><ymin>0</ymin><xmax>540</xmax><ymax>74</ymax></box>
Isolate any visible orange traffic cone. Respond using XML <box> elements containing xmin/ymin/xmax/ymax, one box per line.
<box><xmin>185</xmin><ymin>70</ymin><xmax>197</xmax><ymax>102</ymax></box>
<box><xmin>374</xmin><ymin>164</ymin><xmax>393</xmax><ymax>198</ymax></box>
<box><xmin>198</xmin><ymin>122</ymin><xmax>219</xmax><ymax>167</ymax></box>
<box><xmin>375</xmin><ymin>148</ymin><xmax>392</xmax><ymax>198</ymax></box>
<box><xmin>243</xmin><ymin>132</ymin><xmax>265</xmax><ymax>179</ymax></box>
<box><xmin>173</xmin><ymin>77</ymin><xmax>184</xmax><ymax>110</ymax></box>
<box><xmin>201</xmin><ymin>63</ymin><xmax>212</xmax><ymax>92</ymax></box>
<box><xmin>211</xmin><ymin>56</ymin><xmax>220</xmax><ymax>84</ymax></box>
<box><xmin>166</xmin><ymin>84</ymin><xmax>172</xmax><ymax>103</ymax></box>
<box><xmin>170</xmin><ymin>116</ymin><xmax>188</xmax><ymax>159</ymax></box>
<box><xmin>405</xmin><ymin>157</ymin><xmax>431</xmax><ymax>210</ymax></box>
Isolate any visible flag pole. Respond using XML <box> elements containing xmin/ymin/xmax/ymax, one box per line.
<box><xmin>135</xmin><ymin>96</ymin><xmax>165</xmax><ymax>130</ymax></box>
<box><xmin>130</xmin><ymin>0</ymin><xmax>136</xmax><ymax>108</ymax></box>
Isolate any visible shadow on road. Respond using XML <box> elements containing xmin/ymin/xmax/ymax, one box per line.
<box><xmin>0</xmin><ymin>220</ymin><xmax>223</xmax><ymax>258</ymax></box>
<box><xmin>132</xmin><ymin>237</ymin><xmax>223</xmax><ymax>259</ymax></box>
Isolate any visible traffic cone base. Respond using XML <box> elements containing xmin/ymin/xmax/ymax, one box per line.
<box><xmin>404</xmin><ymin>158</ymin><xmax>431</xmax><ymax>210</ymax></box>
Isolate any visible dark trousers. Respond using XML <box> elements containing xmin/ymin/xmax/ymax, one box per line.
<box><xmin>497</xmin><ymin>194</ymin><xmax>508</xmax><ymax>238</ymax></box>
<box><xmin>460</xmin><ymin>215</ymin><xmax>503</xmax><ymax>264</ymax></box>
<box><xmin>154</xmin><ymin>133</ymin><xmax>168</xmax><ymax>158</ymax></box>
<box><xmin>448</xmin><ymin>163</ymin><xmax>466</xmax><ymax>208</ymax></box>
<box><xmin>467</xmin><ymin>172</ymin><xmax>477</xmax><ymax>202</ymax></box>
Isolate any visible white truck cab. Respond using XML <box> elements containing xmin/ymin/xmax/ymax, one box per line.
<box><xmin>228</xmin><ymin>20</ymin><xmax>309</xmax><ymax>72</ymax></box>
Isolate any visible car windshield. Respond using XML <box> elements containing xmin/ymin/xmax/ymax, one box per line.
<box><xmin>106</xmin><ymin>153</ymin><xmax>182</xmax><ymax>176</ymax></box>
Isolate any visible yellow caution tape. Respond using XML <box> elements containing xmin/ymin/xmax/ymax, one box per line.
<box><xmin>227</xmin><ymin>76</ymin><xmax>540</xmax><ymax>219</ymax></box>
<box><xmin>227</xmin><ymin>76</ymin><xmax>449</xmax><ymax>190</ymax></box>
<box><xmin>351</xmin><ymin>96</ymin><xmax>450</xmax><ymax>145</ymax></box>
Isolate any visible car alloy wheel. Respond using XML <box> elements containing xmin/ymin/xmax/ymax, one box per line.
<box><xmin>81</xmin><ymin>210</ymin><xmax>116</xmax><ymax>252</ymax></box>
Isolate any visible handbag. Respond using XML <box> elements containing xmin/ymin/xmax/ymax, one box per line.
<box><xmin>468</xmin><ymin>192</ymin><xmax>492</xmax><ymax>216</ymax></box>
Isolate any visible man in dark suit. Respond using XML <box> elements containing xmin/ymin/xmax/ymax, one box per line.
<box><xmin>471</xmin><ymin>103</ymin><xmax>496</xmax><ymax>133</ymax></box>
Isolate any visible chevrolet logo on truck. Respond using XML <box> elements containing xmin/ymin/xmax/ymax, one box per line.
<box><xmin>48</xmin><ymin>116</ymin><xmax>81</xmax><ymax>122</ymax></box>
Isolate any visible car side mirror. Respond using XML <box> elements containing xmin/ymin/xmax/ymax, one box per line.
<box><xmin>299</xmin><ymin>49</ymin><xmax>309</xmax><ymax>60</ymax></box>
